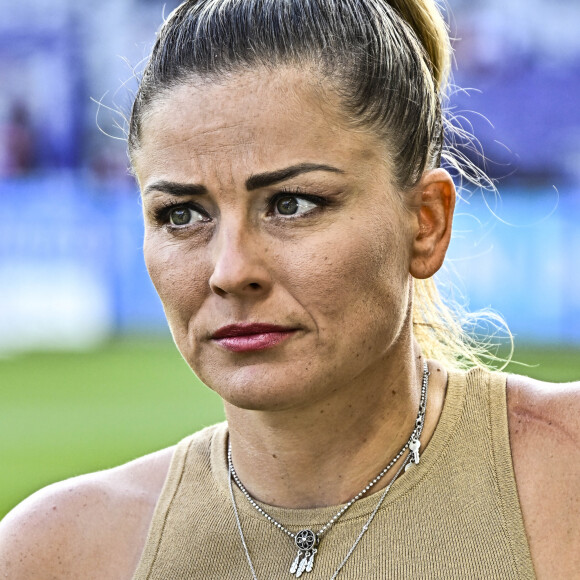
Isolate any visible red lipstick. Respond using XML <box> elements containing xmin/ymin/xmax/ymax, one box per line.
<box><xmin>211</xmin><ymin>323</ymin><xmax>297</xmax><ymax>352</ymax></box>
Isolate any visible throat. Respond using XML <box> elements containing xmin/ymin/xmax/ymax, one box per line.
<box><xmin>226</xmin><ymin>362</ymin><xmax>430</xmax><ymax>510</ymax></box>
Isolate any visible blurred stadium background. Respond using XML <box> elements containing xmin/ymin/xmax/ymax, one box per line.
<box><xmin>1</xmin><ymin>0</ymin><xmax>579</xmax><ymax>518</ymax></box>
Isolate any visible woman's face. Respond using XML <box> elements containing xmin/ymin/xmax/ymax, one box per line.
<box><xmin>134</xmin><ymin>68</ymin><xmax>417</xmax><ymax>411</ymax></box>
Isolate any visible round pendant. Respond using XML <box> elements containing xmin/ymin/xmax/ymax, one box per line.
<box><xmin>295</xmin><ymin>529</ymin><xmax>317</xmax><ymax>552</ymax></box>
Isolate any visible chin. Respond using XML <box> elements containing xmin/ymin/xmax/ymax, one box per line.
<box><xmin>220</xmin><ymin>386</ymin><xmax>308</xmax><ymax>413</ymax></box>
<box><xmin>201</xmin><ymin>366</ymin><xmax>320</xmax><ymax>412</ymax></box>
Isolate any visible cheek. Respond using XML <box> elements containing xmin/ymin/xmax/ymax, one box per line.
<box><xmin>283</xmin><ymin>217</ymin><xmax>410</xmax><ymax>328</ymax></box>
<box><xmin>144</xmin><ymin>233</ymin><xmax>209</xmax><ymax>329</ymax></box>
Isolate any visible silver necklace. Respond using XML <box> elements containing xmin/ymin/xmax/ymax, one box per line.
<box><xmin>228</xmin><ymin>362</ymin><xmax>429</xmax><ymax>579</ymax></box>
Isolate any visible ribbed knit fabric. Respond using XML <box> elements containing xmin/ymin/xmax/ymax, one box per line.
<box><xmin>132</xmin><ymin>368</ymin><xmax>535</xmax><ymax>579</ymax></box>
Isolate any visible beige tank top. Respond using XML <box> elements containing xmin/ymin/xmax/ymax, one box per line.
<box><xmin>132</xmin><ymin>368</ymin><xmax>535</xmax><ymax>579</ymax></box>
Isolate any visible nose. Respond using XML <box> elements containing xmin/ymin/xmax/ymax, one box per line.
<box><xmin>208</xmin><ymin>222</ymin><xmax>272</xmax><ymax>298</ymax></box>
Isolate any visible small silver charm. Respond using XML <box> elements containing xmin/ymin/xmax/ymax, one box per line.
<box><xmin>405</xmin><ymin>438</ymin><xmax>421</xmax><ymax>471</ymax></box>
<box><xmin>409</xmin><ymin>438</ymin><xmax>421</xmax><ymax>464</ymax></box>
<box><xmin>296</xmin><ymin>554</ymin><xmax>309</xmax><ymax>577</ymax></box>
<box><xmin>290</xmin><ymin>553</ymin><xmax>301</xmax><ymax>574</ymax></box>
<box><xmin>306</xmin><ymin>549</ymin><xmax>317</xmax><ymax>572</ymax></box>
<box><xmin>292</xmin><ymin>530</ymin><xmax>318</xmax><ymax>577</ymax></box>
<box><xmin>295</xmin><ymin>530</ymin><xmax>317</xmax><ymax>551</ymax></box>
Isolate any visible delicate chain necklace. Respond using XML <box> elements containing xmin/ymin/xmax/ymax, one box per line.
<box><xmin>228</xmin><ymin>362</ymin><xmax>429</xmax><ymax>579</ymax></box>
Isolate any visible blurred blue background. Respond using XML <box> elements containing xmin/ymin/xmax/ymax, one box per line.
<box><xmin>0</xmin><ymin>0</ymin><xmax>579</xmax><ymax>352</ymax></box>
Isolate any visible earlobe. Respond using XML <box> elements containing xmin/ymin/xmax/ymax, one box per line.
<box><xmin>409</xmin><ymin>168</ymin><xmax>455</xmax><ymax>280</ymax></box>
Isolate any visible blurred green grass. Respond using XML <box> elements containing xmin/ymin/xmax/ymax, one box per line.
<box><xmin>0</xmin><ymin>337</ymin><xmax>225</xmax><ymax>519</ymax></box>
<box><xmin>0</xmin><ymin>338</ymin><xmax>578</xmax><ymax>519</ymax></box>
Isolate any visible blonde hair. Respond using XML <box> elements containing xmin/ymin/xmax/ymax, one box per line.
<box><xmin>129</xmin><ymin>0</ymin><xmax>510</xmax><ymax>369</ymax></box>
<box><xmin>387</xmin><ymin>0</ymin><xmax>451</xmax><ymax>89</ymax></box>
<box><xmin>393</xmin><ymin>0</ymin><xmax>511</xmax><ymax>369</ymax></box>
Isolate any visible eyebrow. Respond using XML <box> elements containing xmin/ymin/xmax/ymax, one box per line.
<box><xmin>143</xmin><ymin>181</ymin><xmax>208</xmax><ymax>197</ymax></box>
<box><xmin>143</xmin><ymin>163</ymin><xmax>343</xmax><ymax>197</ymax></box>
<box><xmin>245</xmin><ymin>163</ymin><xmax>344</xmax><ymax>191</ymax></box>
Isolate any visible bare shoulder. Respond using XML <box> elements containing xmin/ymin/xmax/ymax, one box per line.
<box><xmin>507</xmin><ymin>373</ymin><xmax>580</xmax><ymax>447</ymax></box>
<box><xmin>0</xmin><ymin>446</ymin><xmax>175</xmax><ymax>580</ymax></box>
<box><xmin>506</xmin><ymin>373</ymin><xmax>580</xmax><ymax>579</ymax></box>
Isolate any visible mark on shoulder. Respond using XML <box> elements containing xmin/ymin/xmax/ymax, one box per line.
<box><xmin>507</xmin><ymin>373</ymin><xmax>580</xmax><ymax>447</ymax></box>
<box><xmin>0</xmin><ymin>446</ymin><xmax>175</xmax><ymax>580</ymax></box>
<box><xmin>506</xmin><ymin>373</ymin><xmax>580</xmax><ymax>579</ymax></box>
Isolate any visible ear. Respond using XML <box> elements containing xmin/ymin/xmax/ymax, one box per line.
<box><xmin>409</xmin><ymin>168</ymin><xmax>455</xmax><ymax>279</ymax></box>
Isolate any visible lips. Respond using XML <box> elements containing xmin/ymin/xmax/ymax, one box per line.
<box><xmin>211</xmin><ymin>323</ymin><xmax>297</xmax><ymax>352</ymax></box>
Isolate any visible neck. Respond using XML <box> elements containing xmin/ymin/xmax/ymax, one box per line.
<box><xmin>226</xmin><ymin>336</ymin><xmax>446</xmax><ymax>509</ymax></box>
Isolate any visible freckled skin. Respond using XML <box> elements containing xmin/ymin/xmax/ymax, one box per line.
<box><xmin>135</xmin><ymin>69</ymin><xmax>413</xmax><ymax>413</ymax></box>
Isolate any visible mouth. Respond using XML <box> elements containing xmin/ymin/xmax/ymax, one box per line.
<box><xmin>211</xmin><ymin>323</ymin><xmax>298</xmax><ymax>353</ymax></box>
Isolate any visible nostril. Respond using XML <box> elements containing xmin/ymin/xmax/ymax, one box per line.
<box><xmin>213</xmin><ymin>286</ymin><xmax>228</xmax><ymax>297</ymax></box>
<box><xmin>248</xmin><ymin>282</ymin><xmax>261</xmax><ymax>290</ymax></box>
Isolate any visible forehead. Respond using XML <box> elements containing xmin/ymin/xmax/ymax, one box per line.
<box><xmin>133</xmin><ymin>67</ymin><xmax>389</xmax><ymax>187</ymax></box>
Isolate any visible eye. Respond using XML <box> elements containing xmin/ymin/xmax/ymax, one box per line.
<box><xmin>168</xmin><ymin>206</ymin><xmax>205</xmax><ymax>226</ymax></box>
<box><xmin>274</xmin><ymin>195</ymin><xmax>318</xmax><ymax>217</ymax></box>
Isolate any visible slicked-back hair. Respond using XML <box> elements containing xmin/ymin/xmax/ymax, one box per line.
<box><xmin>129</xmin><ymin>0</ymin><xmax>449</xmax><ymax>192</ymax></box>
<box><xmin>130</xmin><ymin>0</ymin><xmax>512</xmax><ymax>370</ymax></box>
